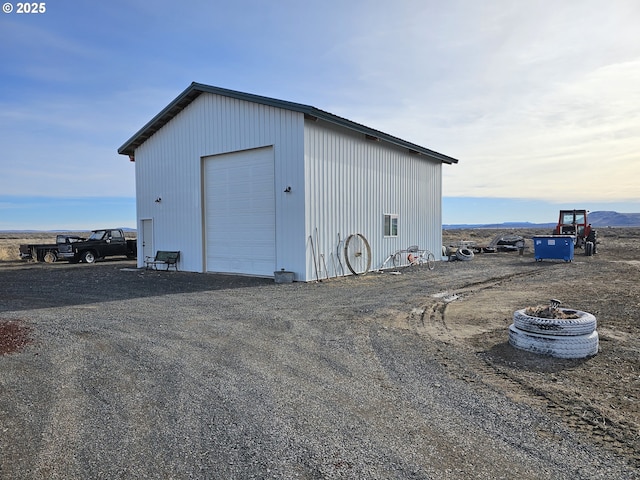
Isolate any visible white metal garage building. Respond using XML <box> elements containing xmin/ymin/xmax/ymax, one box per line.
<box><xmin>118</xmin><ymin>82</ymin><xmax>458</xmax><ymax>281</ymax></box>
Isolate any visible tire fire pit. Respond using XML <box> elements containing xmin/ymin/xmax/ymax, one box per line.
<box><xmin>508</xmin><ymin>299</ymin><xmax>599</xmax><ymax>358</ymax></box>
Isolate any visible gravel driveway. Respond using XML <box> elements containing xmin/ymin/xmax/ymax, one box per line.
<box><xmin>0</xmin><ymin>248</ymin><xmax>638</xmax><ymax>479</ymax></box>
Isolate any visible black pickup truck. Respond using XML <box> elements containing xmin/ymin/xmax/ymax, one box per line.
<box><xmin>19</xmin><ymin>234</ymin><xmax>85</xmax><ymax>263</ymax></box>
<box><xmin>57</xmin><ymin>228</ymin><xmax>137</xmax><ymax>263</ymax></box>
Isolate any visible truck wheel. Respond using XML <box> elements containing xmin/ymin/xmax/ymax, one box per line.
<box><xmin>82</xmin><ymin>251</ymin><xmax>97</xmax><ymax>264</ymax></box>
<box><xmin>43</xmin><ymin>251</ymin><xmax>57</xmax><ymax>263</ymax></box>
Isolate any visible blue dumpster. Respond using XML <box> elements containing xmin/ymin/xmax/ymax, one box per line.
<box><xmin>533</xmin><ymin>235</ymin><xmax>574</xmax><ymax>262</ymax></box>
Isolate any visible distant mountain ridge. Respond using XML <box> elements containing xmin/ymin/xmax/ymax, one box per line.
<box><xmin>3</xmin><ymin>213</ymin><xmax>639</xmax><ymax>233</ymax></box>
<box><xmin>587</xmin><ymin>211</ymin><xmax>640</xmax><ymax>227</ymax></box>
<box><xmin>444</xmin><ymin>211</ymin><xmax>640</xmax><ymax>229</ymax></box>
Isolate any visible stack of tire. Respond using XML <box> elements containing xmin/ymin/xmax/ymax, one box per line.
<box><xmin>455</xmin><ymin>247</ymin><xmax>474</xmax><ymax>261</ymax></box>
<box><xmin>508</xmin><ymin>308</ymin><xmax>599</xmax><ymax>359</ymax></box>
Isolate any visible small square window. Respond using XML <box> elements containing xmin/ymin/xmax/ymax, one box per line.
<box><xmin>384</xmin><ymin>214</ymin><xmax>398</xmax><ymax>237</ymax></box>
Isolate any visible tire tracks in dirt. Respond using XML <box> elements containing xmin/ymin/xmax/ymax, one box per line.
<box><xmin>404</xmin><ymin>267</ymin><xmax>640</xmax><ymax>470</ymax></box>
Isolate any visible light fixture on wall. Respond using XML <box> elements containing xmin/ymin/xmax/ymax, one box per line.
<box><xmin>154</xmin><ymin>197</ymin><xmax>162</xmax><ymax>203</ymax></box>
<box><xmin>284</xmin><ymin>186</ymin><xmax>292</xmax><ymax>193</ymax></box>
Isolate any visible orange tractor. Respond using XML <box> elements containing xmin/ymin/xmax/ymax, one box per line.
<box><xmin>554</xmin><ymin>209</ymin><xmax>597</xmax><ymax>253</ymax></box>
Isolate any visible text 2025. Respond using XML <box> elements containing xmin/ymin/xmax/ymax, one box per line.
<box><xmin>16</xmin><ymin>2</ymin><xmax>46</xmax><ymax>13</ymax></box>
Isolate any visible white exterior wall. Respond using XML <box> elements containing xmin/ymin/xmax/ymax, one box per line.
<box><xmin>304</xmin><ymin>119</ymin><xmax>442</xmax><ymax>281</ymax></box>
<box><xmin>134</xmin><ymin>93</ymin><xmax>306</xmax><ymax>274</ymax></box>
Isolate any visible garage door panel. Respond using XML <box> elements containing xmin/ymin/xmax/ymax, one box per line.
<box><xmin>204</xmin><ymin>147</ymin><xmax>275</xmax><ymax>276</ymax></box>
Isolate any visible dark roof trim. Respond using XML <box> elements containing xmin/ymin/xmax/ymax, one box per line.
<box><xmin>118</xmin><ymin>82</ymin><xmax>459</xmax><ymax>165</ymax></box>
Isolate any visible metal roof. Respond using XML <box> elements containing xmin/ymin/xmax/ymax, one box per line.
<box><xmin>118</xmin><ymin>82</ymin><xmax>459</xmax><ymax>165</ymax></box>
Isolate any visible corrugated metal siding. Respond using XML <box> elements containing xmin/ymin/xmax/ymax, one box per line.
<box><xmin>304</xmin><ymin>120</ymin><xmax>442</xmax><ymax>281</ymax></box>
<box><xmin>135</xmin><ymin>93</ymin><xmax>305</xmax><ymax>274</ymax></box>
<box><xmin>134</xmin><ymin>91</ymin><xmax>444</xmax><ymax>280</ymax></box>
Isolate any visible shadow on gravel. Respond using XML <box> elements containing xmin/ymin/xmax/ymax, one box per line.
<box><xmin>0</xmin><ymin>259</ymin><xmax>273</xmax><ymax>313</ymax></box>
<box><xmin>481</xmin><ymin>341</ymin><xmax>594</xmax><ymax>373</ymax></box>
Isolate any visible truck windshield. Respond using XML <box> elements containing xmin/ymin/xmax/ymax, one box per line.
<box><xmin>88</xmin><ymin>230</ymin><xmax>107</xmax><ymax>240</ymax></box>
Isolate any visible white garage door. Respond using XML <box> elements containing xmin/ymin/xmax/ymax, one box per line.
<box><xmin>204</xmin><ymin>147</ymin><xmax>276</xmax><ymax>276</ymax></box>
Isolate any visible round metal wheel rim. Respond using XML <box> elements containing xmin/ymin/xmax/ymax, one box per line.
<box><xmin>426</xmin><ymin>252</ymin><xmax>435</xmax><ymax>270</ymax></box>
<box><xmin>344</xmin><ymin>233</ymin><xmax>371</xmax><ymax>275</ymax></box>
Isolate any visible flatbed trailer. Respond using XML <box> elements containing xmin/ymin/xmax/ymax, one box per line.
<box><xmin>19</xmin><ymin>243</ymin><xmax>60</xmax><ymax>263</ymax></box>
<box><xmin>19</xmin><ymin>235</ymin><xmax>85</xmax><ymax>263</ymax></box>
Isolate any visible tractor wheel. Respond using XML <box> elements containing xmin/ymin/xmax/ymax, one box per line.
<box><xmin>585</xmin><ymin>242</ymin><xmax>594</xmax><ymax>256</ymax></box>
<box><xmin>587</xmin><ymin>230</ymin><xmax>598</xmax><ymax>254</ymax></box>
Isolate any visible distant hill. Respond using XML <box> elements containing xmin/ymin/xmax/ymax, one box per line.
<box><xmin>444</xmin><ymin>211</ymin><xmax>640</xmax><ymax>229</ymax></box>
<box><xmin>587</xmin><ymin>211</ymin><xmax>640</xmax><ymax>227</ymax></box>
<box><xmin>0</xmin><ymin>227</ymin><xmax>136</xmax><ymax>234</ymax></box>
<box><xmin>443</xmin><ymin>222</ymin><xmax>556</xmax><ymax>230</ymax></box>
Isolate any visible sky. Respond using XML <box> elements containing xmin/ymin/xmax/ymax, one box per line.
<box><xmin>1</xmin><ymin>0</ymin><xmax>639</xmax><ymax>230</ymax></box>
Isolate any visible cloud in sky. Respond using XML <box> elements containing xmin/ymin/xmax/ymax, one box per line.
<box><xmin>328</xmin><ymin>1</ymin><xmax>640</xmax><ymax>203</ymax></box>
<box><xmin>0</xmin><ymin>0</ymin><xmax>639</xmax><ymax>229</ymax></box>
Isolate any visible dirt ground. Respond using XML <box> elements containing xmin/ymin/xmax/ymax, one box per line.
<box><xmin>1</xmin><ymin>227</ymin><xmax>639</xmax><ymax>476</ymax></box>
<box><xmin>439</xmin><ymin>227</ymin><xmax>640</xmax><ymax>464</ymax></box>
